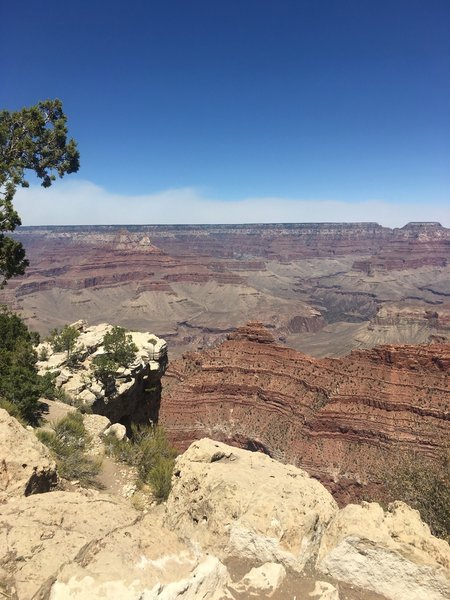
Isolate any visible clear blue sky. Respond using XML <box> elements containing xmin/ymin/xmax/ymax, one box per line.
<box><xmin>3</xmin><ymin>0</ymin><xmax>450</xmax><ymax>225</ymax></box>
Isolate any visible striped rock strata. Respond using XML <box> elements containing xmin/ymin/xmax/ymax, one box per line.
<box><xmin>160</xmin><ymin>322</ymin><xmax>450</xmax><ymax>503</ymax></box>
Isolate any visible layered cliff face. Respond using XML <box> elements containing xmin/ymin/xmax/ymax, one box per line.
<box><xmin>160</xmin><ymin>322</ymin><xmax>450</xmax><ymax>504</ymax></box>
<box><xmin>2</xmin><ymin>222</ymin><xmax>449</xmax><ymax>355</ymax></box>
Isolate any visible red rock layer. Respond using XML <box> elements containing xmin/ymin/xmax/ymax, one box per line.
<box><xmin>160</xmin><ymin>322</ymin><xmax>450</xmax><ymax>504</ymax></box>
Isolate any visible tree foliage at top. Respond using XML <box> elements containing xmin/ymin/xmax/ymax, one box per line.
<box><xmin>0</xmin><ymin>99</ymin><xmax>79</xmax><ymax>284</ymax></box>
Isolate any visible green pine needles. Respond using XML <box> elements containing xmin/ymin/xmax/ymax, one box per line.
<box><xmin>0</xmin><ymin>99</ymin><xmax>79</xmax><ymax>285</ymax></box>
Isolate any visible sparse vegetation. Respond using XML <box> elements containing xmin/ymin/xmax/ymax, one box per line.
<box><xmin>105</xmin><ymin>424</ymin><xmax>176</xmax><ymax>501</ymax></box>
<box><xmin>376</xmin><ymin>448</ymin><xmax>450</xmax><ymax>542</ymax></box>
<box><xmin>36</xmin><ymin>411</ymin><xmax>101</xmax><ymax>488</ymax></box>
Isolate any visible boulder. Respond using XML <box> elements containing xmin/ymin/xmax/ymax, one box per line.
<box><xmin>50</xmin><ymin>555</ymin><xmax>231</xmax><ymax>600</ymax></box>
<box><xmin>316</xmin><ymin>501</ymin><xmax>450</xmax><ymax>600</ymax></box>
<box><xmin>165</xmin><ymin>438</ymin><xmax>338</xmax><ymax>573</ymax></box>
<box><xmin>104</xmin><ymin>423</ymin><xmax>127</xmax><ymax>441</ymax></box>
<box><xmin>231</xmin><ymin>562</ymin><xmax>286</xmax><ymax>597</ymax></box>
<box><xmin>0</xmin><ymin>482</ymin><xmax>232</xmax><ymax>600</ymax></box>
<box><xmin>309</xmin><ymin>581</ymin><xmax>340</xmax><ymax>599</ymax></box>
<box><xmin>0</xmin><ymin>409</ymin><xmax>57</xmax><ymax>502</ymax></box>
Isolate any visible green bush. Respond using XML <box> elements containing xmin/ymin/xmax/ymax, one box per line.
<box><xmin>48</xmin><ymin>325</ymin><xmax>80</xmax><ymax>358</ymax></box>
<box><xmin>91</xmin><ymin>354</ymin><xmax>118</xmax><ymax>390</ymax></box>
<box><xmin>146</xmin><ymin>457</ymin><xmax>175</xmax><ymax>501</ymax></box>
<box><xmin>0</xmin><ymin>306</ymin><xmax>56</xmax><ymax>424</ymax></box>
<box><xmin>36</xmin><ymin>411</ymin><xmax>101</xmax><ymax>488</ymax></box>
<box><xmin>91</xmin><ymin>326</ymin><xmax>138</xmax><ymax>395</ymax></box>
<box><xmin>38</xmin><ymin>346</ymin><xmax>49</xmax><ymax>361</ymax></box>
<box><xmin>106</xmin><ymin>424</ymin><xmax>176</xmax><ymax>502</ymax></box>
<box><xmin>103</xmin><ymin>326</ymin><xmax>137</xmax><ymax>367</ymax></box>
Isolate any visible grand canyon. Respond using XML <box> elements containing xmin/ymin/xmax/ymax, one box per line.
<box><xmin>1</xmin><ymin>221</ymin><xmax>448</xmax><ymax>502</ymax></box>
<box><xmin>1</xmin><ymin>221</ymin><xmax>449</xmax><ymax>599</ymax></box>
<box><xmin>3</xmin><ymin>221</ymin><xmax>450</xmax><ymax>356</ymax></box>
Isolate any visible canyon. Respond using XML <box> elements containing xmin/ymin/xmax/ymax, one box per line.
<box><xmin>160</xmin><ymin>321</ymin><xmax>450</xmax><ymax>505</ymax></box>
<box><xmin>1</xmin><ymin>221</ymin><xmax>449</xmax><ymax>357</ymax></box>
<box><xmin>2</xmin><ymin>221</ymin><xmax>449</xmax><ymax>507</ymax></box>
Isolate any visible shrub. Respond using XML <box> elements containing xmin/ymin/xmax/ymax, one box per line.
<box><xmin>106</xmin><ymin>424</ymin><xmax>176</xmax><ymax>502</ymax></box>
<box><xmin>0</xmin><ymin>397</ymin><xmax>27</xmax><ymax>426</ymax></box>
<box><xmin>103</xmin><ymin>326</ymin><xmax>137</xmax><ymax>368</ymax></box>
<box><xmin>377</xmin><ymin>448</ymin><xmax>450</xmax><ymax>542</ymax></box>
<box><xmin>38</xmin><ymin>346</ymin><xmax>49</xmax><ymax>361</ymax></box>
<box><xmin>48</xmin><ymin>325</ymin><xmax>80</xmax><ymax>359</ymax></box>
<box><xmin>146</xmin><ymin>457</ymin><xmax>175</xmax><ymax>501</ymax></box>
<box><xmin>91</xmin><ymin>326</ymin><xmax>138</xmax><ymax>395</ymax></box>
<box><xmin>36</xmin><ymin>411</ymin><xmax>101</xmax><ymax>488</ymax></box>
<box><xmin>91</xmin><ymin>354</ymin><xmax>117</xmax><ymax>391</ymax></box>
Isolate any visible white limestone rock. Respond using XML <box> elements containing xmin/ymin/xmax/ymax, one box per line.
<box><xmin>46</xmin><ymin>511</ymin><xmax>231</xmax><ymax>600</ymax></box>
<box><xmin>0</xmin><ymin>409</ymin><xmax>57</xmax><ymax>502</ymax></box>
<box><xmin>104</xmin><ymin>423</ymin><xmax>127</xmax><ymax>441</ymax></box>
<box><xmin>36</xmin><ymin>322</ymin><xmax>167</xmax><ymax>410</ymax></box>
<box><xmin>165</xmin><ymin>438</ymin><xmax>338</xmax><ymax>573</ymax></box>
<box><xmin>309</xmin><ymin>581</ymin><xmax>340</xmax><ymax>599</ymax></box>
<box><xmin>0</xmin><ymin>490</ymin><xmax>138</xmax><ymax>599</ymax></box>
<box><xmin>316</xmin><ymin>501</ymin><xmax>450</xmax><ymax>600</ymax></box>
<box><xmin>231</xmin><ymin>562</ymin><xmax>286</xmax><ymax>597</ymax></box>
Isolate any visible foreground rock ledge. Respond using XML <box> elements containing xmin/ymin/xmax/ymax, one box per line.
<box><xmin>165</xmin><ymin>438</ymin><xmax>339</xmax><ymax>572</ymax></box>
<box><xmin>1</xmin><ymin>421</ymin><xmax>449</xmax><ymax>600</ymax></box>
<box><xmin>165</xmin><ymin>438</ymin><xmax>450</xmax><ymax>600</ymax></box>
<box><xmin>0</xmin><ymin>408</ymin><xmax>57</xmax><ymax>502</ymax></box>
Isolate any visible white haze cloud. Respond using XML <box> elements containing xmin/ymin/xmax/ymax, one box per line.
<box><xmin>13</xmin><ymin>179</ymin><xmax>450</xmax><ymax>228</ymax></box>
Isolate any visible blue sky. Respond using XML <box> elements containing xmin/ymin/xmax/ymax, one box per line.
<box><xmin>3</xmin><ymin>0</ymin><xmax>450</xmax><ymax>225</ymax></box>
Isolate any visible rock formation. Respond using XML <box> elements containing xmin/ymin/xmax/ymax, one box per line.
<box><xmin>37</xmin><ymin>321</ymin><xmax>167</xmax><ymax>428</ymax></box>
<box><xmin>165</xmin><ymin>438</ymin><xmax>338</xmax><ymax>573</ymax></box>
<box><xmin>166</xmin><ymin>438</ymin><xmax>450</xmax><ymax>600</ymax></box>
<box><xmin>160</xmin><ymin>322</ymin><xmax>450</xmax><ymax>503</ymax></box>
<box><xmin>316</xmin><ymin>501</ymin><xmax>450</xmax><ymax>600</ymax></box>
<box><xmin>2</xmin><ymin>222</ymin><xmax>448</xmax><ymax>355</ymax></box>
<box><xmin>0</xmin><ymin>408</ymin><xmax>57</xmax><ymax>502</ymax></box>
<box><xmin>1</xmin><ymin>414</ymin><xmax>449</xmax><ymax>600</ymax></box>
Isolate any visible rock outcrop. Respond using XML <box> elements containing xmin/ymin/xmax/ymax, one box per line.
<box><xmin>0</xmin><ymin>408</ymin><xmax>57</xmax><ymax>502</ymax></box>
<box><xmin>1</xmin><ymin>405</ymin><xmax>449</xmax><ymax>600</ymax></box>
<box><xmin>165</xmin><ymin>438</ymin><xmax>338</xmax><ymax>573</ymax></box>
<box><xmin>160</xmin><ymin>322</ymin><xmax>450</xmax><ymax>503</ymax></box>
<box><xmin>164</xmin><ymin>438</ymin><xmax>450</xmax><ymax>600</ymax></box>
<box><xmin>317</xmin><ymin>501</ymin><xmax>450</xmax><ymax>600</ymax></box>
<box><xmin>37</xmin><ymin>321</ymin><xmax>167</xmax><ymax>428</ymax></box>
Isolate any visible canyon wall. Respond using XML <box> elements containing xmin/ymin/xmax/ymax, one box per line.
<box><xmin>1</xmin><ymin>222</ymin><xmax>449</xmax><ymax>355</ymax></box>
<box><xmin>160</xmin><ymin>322</ymin><xmax>450</xmax><ymax>504</ymax></box>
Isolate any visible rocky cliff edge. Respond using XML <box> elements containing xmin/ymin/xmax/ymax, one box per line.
<box><xmin>1</xmin><ymin>415</ymin><xmax>449</xmax><ymax>600</ymax></box>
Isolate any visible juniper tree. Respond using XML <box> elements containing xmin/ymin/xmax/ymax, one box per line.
<box><xmin>0</xmin><ymin>99</ymin><xmax>79</xmax><ymax>285</ymax></box>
